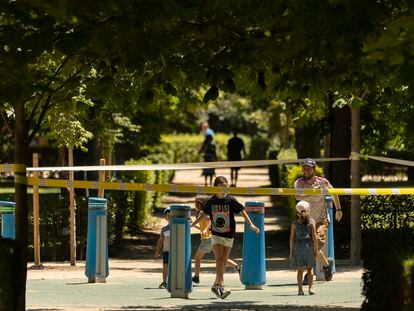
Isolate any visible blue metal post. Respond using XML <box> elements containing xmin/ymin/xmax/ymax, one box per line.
<box><xmin>85</xmin><ymin>197</ymin><xmax>109</xmax><ymax>283</ymax></box>
<box><xmin>241</xmin><ymin>201</ymin><xmax>266</xmax><ymax>289</ymax></box>
<box><xmin>0</xmin><ymin>201</ymin><xmax>16</xmax><ymax>239</ymax></box>
<box><xmin>167</xmin><ymin>205</ymin><xmax>192</xmax><ymax>298</ymax></box>
<box><xmin>326</xmin><ymin>195</ymin><xmax>336</xmax><ymax>273</ymax></box>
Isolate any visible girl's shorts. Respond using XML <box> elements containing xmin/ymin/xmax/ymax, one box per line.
<box><xmin>198</xmin><ymin>238</ymin><xmax>213</xmax><ymax>253</ymax></box>
<box><xmin>211</xmin><ymin>235</ymin><xmax>234</xmax><ymax>248</ymax></box>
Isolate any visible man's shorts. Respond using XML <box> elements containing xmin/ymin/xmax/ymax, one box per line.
<box><xmin>197</xmin><ymin>238</ymin><xmax>213</xmax><ymax>253</ymax></box>
<box><xmin>211</xmin><ymin>235</ymin><xmax>234</xmax><ymax>248</ymax></box>
<box><xmin>315</xmin><ymin>219</ymin><xmax>329</xmax><ymax>249</ymax></box>
<box><xmin>162</xmin><ymin>251</ymin><xmax>169</xmax><ymax>264</ymax></box>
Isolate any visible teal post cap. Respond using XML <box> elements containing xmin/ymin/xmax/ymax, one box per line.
<box><xmin>0</xmin><ymin>201</ymin><xmax>16</xmax><ymax>213</ymax></box>
<box><xmin>170</xmin><ymin>205</ymin><xmax>191</xmax><ymax>210</ymax></box>
<box><xmin>245</xmin><ymin>201</ymin><xmax>265</xmax><ymax>207</ymax></box>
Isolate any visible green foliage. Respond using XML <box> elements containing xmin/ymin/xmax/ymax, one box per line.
<box><xmin>122</xmin><ymin>159</ymin><xmax>155</xmax><ymax>234</ymax></box>
<box><xmin>0</xmin><ymin>237</ymin><xmax>21</xmax><ymax>311</ymax></box>
<box><xmin>361</xmin><ymin>195</ymin><xmax>414</xmax><ymax>230</ymax></box>
<box><xmin>248</xmin><ymin>136</ymin><xmax>270</xmax><ymax>160</ymax></box>
<box><xmin>404</xmin><ymin>257</ymin><xmax>414</xmax><ymax>310</ymax></box>
<box><xmin>361</xmin><ymin>229</ymin><xmax>414</xmax><ymax>311</ymax></box>
<box><xmin>47</xmin><ymin>111</ymin><xmax>93</xmax><ymax>151</ymax></box>
<box><xmin>160</xmin><ymin>133</ymin><xmax>251</xmax><ymax>163</ymax></box>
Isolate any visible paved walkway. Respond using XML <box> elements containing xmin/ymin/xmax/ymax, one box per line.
<box><xmin>27</xmin><ymin>259</ymin><xmax>363</xmax><ymax>311</ymax></box>
<box><xmin>26</xmin><ymin>167</ymin><xmax>364</xmax><ymax>310</ymax></box>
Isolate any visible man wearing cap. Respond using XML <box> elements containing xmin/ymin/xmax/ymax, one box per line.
<box><xmin>294</xmin><ymin>158</ymin><xmax>343</xmax><ymax>281</ymax></box>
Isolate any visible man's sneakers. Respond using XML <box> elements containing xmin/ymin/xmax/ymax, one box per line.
<box><xmin>220</xmin><ymin>286</ymin><xmax>231</xmax><ymax>299</ymax></box>
<box><xmin>323</xmin><ymin>257</ymin><xmax>334</xmax><ymax>281</ymax></box>
<box><xmin>211</xmin><ymin>285</ymin><xmax>221</xmax><ymax>298</ymax></box>
<box><xmin>192</xmin><ymin>275</ymin><xmax>200</xmax><ymax>284</ymax></box>
<box><xmin>211</xmin><ymin>284</ymin><xmax>231</xmax><ymax>299</ymax></box>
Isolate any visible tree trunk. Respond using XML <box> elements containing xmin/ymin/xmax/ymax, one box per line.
<box><xmin>328</xmin><ymin>105</ymin><xmax>351</xmax><ymax>187</ymax></box>
<box><xmin>295</xmin><ymin>123</ymin><xmax>321</xmax><ymax>159</ymax></box>
<box><xmin>14</xmin><ymin>102</ymin><xmax>29</xmax><ymax>311</ymax></box>
<box><xmin>350</xmin><ymin>106</ymin><xmax>361</xmax><ymax>265</ymax></box>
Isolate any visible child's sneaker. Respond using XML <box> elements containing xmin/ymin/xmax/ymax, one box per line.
<box><xmin>158</xmin><ymin>282</ymin><xmax>167</xmax><ymax>289</ymax></box>
<box><xmin>220</xmin><ymin>286</ymin><xmax>231</xmax><ymax>299</ymax></box>
<box><xmin>192</xmin><ymin>275</ymin><xmax>200</xmax><ymax>284</ymax></box>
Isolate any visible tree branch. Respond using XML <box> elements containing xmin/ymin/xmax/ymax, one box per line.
<box><xmin>28</xmin><ymin>94</ymin><xmax>53</xmax><ymax>142</ymax></box>
<box><xmin>28</xmin><ymin>55</ymin><xmax>72</xmax><ymax>124</ymax></box>
<box><xmin>1</xmin><ymin>111</ymin><xmax>14</xmax><ymax>135</ymax></box>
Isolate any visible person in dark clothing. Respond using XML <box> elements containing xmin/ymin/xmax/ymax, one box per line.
<box><xmin>227</xmin><ymin>129</ymin><xmax>246</xmax><ymax>186</ymax></box>
<box><xmin>199</xmin><ymin>134</ymin><xmax>217</xmax><ymax>186</ymax></box>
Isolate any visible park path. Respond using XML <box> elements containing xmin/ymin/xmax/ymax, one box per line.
<box><xmin>161</xmin><ymin>167</ymin><xmax>289</xmax><ymax>233</ymax></box>
<box><xmin>26</xmin><ymin>167</ymin><xmax>364</xmax><ymax>310</ymax></box>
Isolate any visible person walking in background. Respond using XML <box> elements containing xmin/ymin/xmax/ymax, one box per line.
<box><xmin>192</xmin><ymin>195</ymin><xmax>241</xmax><ymax>285</ymax></box>
<box><xmin>294</xmin><ymin>158</ymin><xmax>343</xmax><ymax>282</ymax></box>
<box><xmin>201</xmin><ymin>121</ymin><xmax>215</xmax><ymax>141</ymax></box>
<box><xmin>199</xmin><ymin>134</ymin><xmax>217</xmax><ymax>186</ymax></box>
<box><xmin>290</xmin><ymin>201</ymin><xmax>318</xmax><ymax>295</ymax></box>
<box><xmin>191</xmin><ymin>176</ymin><xmax>260</xmax><ymax>299</ymax></box>
<box><xmin>155</xmin><ymin>207</ymin><xmax>171</xmax><ymax>289</ymax></box>
<box><xmin>227</xmin><ymin>129</ymin><xmax>246</xmax><ymax>186</ymax></box>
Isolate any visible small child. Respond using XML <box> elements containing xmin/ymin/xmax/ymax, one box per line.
<box><xmin>192</xmin><ymin>194</ymin><xmax>241</xmax><ymax>284</ymax></box>
<box><xmin>290</xmin><ymin>201</ymin><xmax>318</xmax><ymax>295</ymax></box>
<box><xmin>155</xmin><ymin>207</ymin><xmax>171</xmax><ymax>289</ymax></box>
<box><xmin>192</xmin><ymin>176</ymin><xmax>259</xmax><ymax>299</ymax></box>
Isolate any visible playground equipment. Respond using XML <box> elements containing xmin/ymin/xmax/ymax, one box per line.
<box><xmin>167</xmin><ymin>204</ymin><xmax>192</xmax><ymax>298</ymax></box>
<box><xmin>241</xmin><ymin>201</ymin><xmax>266</xmax><ymax>289</ymax></box>
<box><xmin>85</xmin><ymin>197</ymin><xmax>109</xmax><ymax>283</ymax></box>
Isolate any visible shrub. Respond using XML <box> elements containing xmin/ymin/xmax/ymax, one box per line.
<box><xmin>361</xmin><ymin>195</ymin><xmax>414</xmax><ymax>230</ymax></box>
<box><xmin>285</xmin><ymin>164</ymin><xmax>324</xmax><ymax>219</ymax></box>
<box><xmin>361</xmin><ymin>229</ymin><xmax>414</xmax><ymax>311</ymax></box>
<box><xmin>248</xmin><ymin>136</ymin><xmax>269</xmax><ymax>160</ymax></box>
<box><xmin>161</xmin><ymin>133</ymin><xmax>251</xmax><ymax>163</ymax></box>
<box><xmin>0</xmin><ymin>237</ymin><xmax>21</xmax><ymax>310</ymax></box>
<box><xmin>404</xmin><ymin>257</ymin><xmax>414</xmax><ymax>310</ymax></box>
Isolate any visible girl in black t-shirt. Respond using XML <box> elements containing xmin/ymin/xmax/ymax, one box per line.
<box><xmin>192</xmin><ymin>176</ymin><xmax>260</xmax><ymax>299</ymax></box>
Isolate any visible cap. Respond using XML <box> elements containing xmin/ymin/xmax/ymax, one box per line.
<box><xmin>163</xmin><ymin>207</ymin><xmax>171</xmax><ymax>215</ymax></box>
<box><xmin>301</xmin><ymin>158</ymin><xmax>316</xmax><ymax>168</ymax></box>
<box><xmin>296</xmin><ymin>201</ymin><xmax>310</xmax><ymax>214</ymax></box>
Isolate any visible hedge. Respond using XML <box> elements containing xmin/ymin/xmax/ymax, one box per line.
<box><xmin>361</xmin><ymin>229</ymin><xmax>414</xmax><ymax>311</ymax></box>
<box><xmin>0</xmin><ymin>237</ymin><xmax>21</xmax><ymax>310</ymax></box>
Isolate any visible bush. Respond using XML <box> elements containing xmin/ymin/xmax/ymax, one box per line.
<box><xmin>248</xmin><ymin>136</ymin><xmax>269</xmax><ymax>160</ymax></box>
<box><xmin>284</xmin><ymin>164</ymin><xmax>324</xmax><ymax>219</ymax></box>
<box><xmin>361</xmin><ymin>229</ymin><xmax>414</xmax><ymax>311</ymax></box>
<box><xmin>361</xmin><ymin>195</ymin><xmax>414</xmax><ymax>230</ymax></box>
<box><xmin>404</xmin><ymin>257</ymin><xmax>414</xmax><ymax>310</ymax></box>
<box><xmin>161</xmin><ymin>133</ymin><xmax>251</xmax><ymax>163</ymax></box>
<box><xmin>0</xmin><ymin>237</ymin><xmax>21</xmax><ymax>310</ymax></box>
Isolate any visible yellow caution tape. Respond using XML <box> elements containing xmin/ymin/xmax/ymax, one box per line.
<box><xmin>0</xmin><ymin>164</ymin><xmax>26</xmax><ymax>173</ymax></box>
<box><xmin>21</xmin><ymin>177</ymin><xmax>414</xmax><ymax>195</ymax></box>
